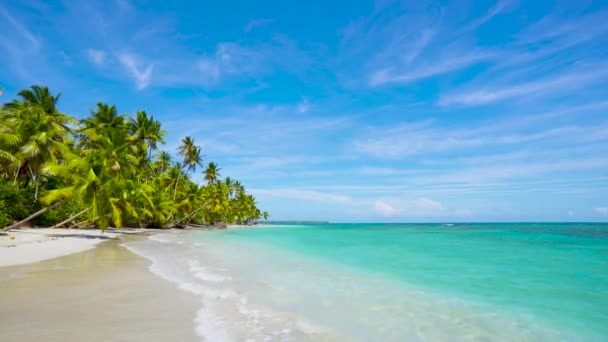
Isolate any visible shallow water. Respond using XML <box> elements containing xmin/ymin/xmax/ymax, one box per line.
<box><xmin>125</xmin><ymin>223</ymin><xmax>608</xmax><ymax>341</ymax></box>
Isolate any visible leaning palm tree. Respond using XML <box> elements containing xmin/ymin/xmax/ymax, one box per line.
<box><xmin>204</xmin><ymin>162</ymin><xmax>221</xmax><ymax>184</ymax></box>
<box><xmin>2</xmin><ymin>86</ymin><xmax>75</xmax><ymax>198</ymax></box>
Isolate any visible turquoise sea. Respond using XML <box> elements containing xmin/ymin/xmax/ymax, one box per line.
<box><xmin>125</xmin><ymin>223</ymin><xmax>608</xmax><ymax>341</ymax></box>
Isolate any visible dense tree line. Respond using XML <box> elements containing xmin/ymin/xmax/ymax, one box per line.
<box><xmin>0</xmin><ymin>86</ymin><xmax>268</xmax><ymax>230</ymax></box>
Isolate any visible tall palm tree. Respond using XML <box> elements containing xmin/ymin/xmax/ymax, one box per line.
<box><xmin>204</xmin><ymin>161</ymin><xmax>221</xmax><ymax>184</ymax></box>
<box><xmin>224</xmin><ymin>176</ymin><xmax>234</xmax><ymax>198</ymax></box>
<box><xmin>233</xmin><ymin>180</ymin><xmax>245</xmax><ymax>196</ymax></box>
<box><xmin>0</xmin><ymin>109</ymin><xmax>19</xmax><ymax>173</ymax></box>
<box><xmin>154</xmin><ymin>151</ymin><xmax>172</xmax><ymax>174</ymax></box>
<box><xmin>81</xmin><ymin>103</ymin><xmax>125</xmax><ymax>138</ymax></box>
<box><xmin>2</xmin><ymin>86</ymin><xmax>270</xmax><ymax>230</ymax></box>
<box><xmin>128</xmin><ymin>110</ymin><xmax>166</xmax><ymax>160</ymax></box>
<box><xmin>2</xmin><ymin>86</ymin><xmax>74</xmax><ymax>198</ymax></box>
<box><xmin>173</xmin><ymin>136</ymin><xmax>203</xmax><ymax>202</ymax></box>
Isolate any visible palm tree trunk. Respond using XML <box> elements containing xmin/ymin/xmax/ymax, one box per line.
<box><xmin>13</xmin><ymin>167</ymin><xmax>19</xmax><ymax>185</ymax></box>
<box><xmin>173</xmin><ymin>173</ymin><xmax>180</xmax><ymax>202</ymax></box>
<box><xmin>27</xmin><ymin>165</ymin><xmax>39</xmax><ymax>200</ymax></box>
<box><xmin>52</xmin><ymin>208</ymin><xmax>88</xmax><ymax>228</ymax></box>
<box><xmin>34</xmin><ymin>177</ymin><xmax>39</xmax><ymax>200</ymax></box>
<box><xmin>3</xmin><ymin>200</ymin><xmax>65</xmax><ymax>231</ymax></box>
<box><xmin>173</xmin><ymin>170</ymin><xmax>186</xmax><ymax>203</ymax></box>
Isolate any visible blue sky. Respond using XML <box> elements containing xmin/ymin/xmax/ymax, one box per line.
<box><xmin>1</xmin><ymin>0</ymin><xmax>608</xmax><ymax>222</ymax></box>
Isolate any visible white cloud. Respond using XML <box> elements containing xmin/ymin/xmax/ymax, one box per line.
<box><xmin>244</xmin><ymin>18</ymin><xmax>275</xmax><ymax>32</ymax></box>
<box><xmin>196</xmin><ymin>43</ymin><xmax>266</xmax><ymax>84</ymax></box>
<box><xmin>370</xmin><ymin>51</ymin><xmax>494</xmax><ymax>86</ymax></box>
<box><xmin>117</xmin><ymin>53</ymin><xmax>154</xmax><ymax>90</ymax></box>
<box><xmin>372</xmin><ymin>200</ymin><xmax>398</xmax><ymax>216</ymax></box>
<box><xmin>86</xmin><ymin>49</ymin><xmax>107</xmax><ymax>66</ymax></box>
<box><xmin>297</xmin><ymin>98</ymin><xmax>311</xmax><ymax>113</ymax></box>
<box><xmin>0</xmin><ymin>5</ymin><xmax>40</xmax><ymax>48</ymax></box>
<box><xmin>416</xmin><ymin>198</ymin><xmax>444</xmax><ymax>211</ymax></box>
<box><xmin>370</xmin><ymin>197</ymin><xmax>451</xmax><ymax>218</ymax></box>
<box><xmin>353</xmin><ymin>114</ymin><xmax>608</xmax><ymax>160</ymax></box>
<box><xmin>440</xmin><ymin>67</ymin><xmax>608</xmax><ymax>106</ymax></box>
<box><xmin>400</xmin><ymin>28</ymin><xmax>436</xmax><ymax>65</ymax></box>
<box><xmin>58</xmin><ymin>51</ymin><xmax>72</xmax><ymax>65</ymax></box>
<box><xmin>357</xmin><ymin>167</ymin><xmax>410</xmax><ymax>176</ymax></box>
<box><xmin>596</xmin><ymin>208</ymin><xmax>608</xmax><ymax>215</ymax></box>
<box><xmin>461</xmin><ymin>0</ymin><xmax>510</xmax><ymax>32</ymax></box>
<box><xmin>251</xmin><ymin>188</ymin><xmax>353</xmax><ymax>204</ymax></box>
<box><xmin>353</xmin><ymin>120</ymin><xmax>483</xmax><ymax>159</ymax></box>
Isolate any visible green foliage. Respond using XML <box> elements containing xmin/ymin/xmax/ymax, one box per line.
<box><xmin>34</xmin><ymin>200</ymin><xmax>88</xmax><ymax>226</ymax></box>
<box><xmin>0</xmin><ymin>178</ymin><xmax>40</xmax><ymax>228</ymax></box>
<box><xmin>1</xmin><ymin>85</ymin><xmax>267</xmax><ymax>229</ymax></box>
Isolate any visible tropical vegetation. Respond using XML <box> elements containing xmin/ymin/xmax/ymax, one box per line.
<box><xmin>0</xmin><ymin>85</ymin><xmax>268</xmax><ymax>230</ymax></box>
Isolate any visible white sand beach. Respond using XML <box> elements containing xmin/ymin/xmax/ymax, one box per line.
<box><xmin>0</xmin><ymin>229</ymin><xmax>200</xmax><ymax>342</ymax></box>
<box><xmin>0</xmin><ymin>228</ymin><xmax>145</xmax><ymax>267</ymax></box>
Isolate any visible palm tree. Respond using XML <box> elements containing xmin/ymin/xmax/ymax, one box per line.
<box><xmin>224</xmin><ymin>176</ymin><xmax>234</xmax><ymax>198</ymax></box>
<box><xmin>173</xmin><ymin>136</ymin><xmax>203</xmax><ymax>202</ymax></box>
<box><xmin>82</xmin><ymin>103</ymin><xmax>123</xmax><ymax>128</ymax></box>
<box><xmin>204</xmin><ymin>181</ymin><xmax>230</xmax><ymax>224</ymax></box>
<box><xmin>204</xmin><ymin>162</ymin><xmax>221</xmax><ymax>184</ymax></box>
<box><xmin>128</xmin><ymin>110</ymin><xmax>166</xmax><ymax>160</ymax></box>
<box><xmin>0</xmin><ymin>109</ymin><xmax>18</xmax><ymax>174</ymax></box>
<box><xmin>233</xmin><ymin>180</ymin><xmax>245</xmax><ymax>196</ymax></box>
<box><xmin>2</xmin><ymin>86</ymin><xmax>74</xmax><ymax>198</ymax></box>
<box><xmin>1</xmin><ymin>86</ymin><xmax>270</xmax><ymax>230</ymax></box>
<box><xmin>154</xmin><ymin>151</ymin><xmax>172</xmax><ymax>174</ymax></box>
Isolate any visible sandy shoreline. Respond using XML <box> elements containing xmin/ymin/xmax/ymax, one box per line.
<box><xmin>0</xmin><ymin>234</ymin><xmax>200</xmax><ymax>342</ymax></box>
<box><xmin>0</xmin><ymin>228</ymin><xmax>153</xmax><ymax>267</ymax></box>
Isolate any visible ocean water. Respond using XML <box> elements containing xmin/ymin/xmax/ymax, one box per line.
<box><xmin>124</xmin><ymin>223</ymin><xmax>608</xmax><ymax>341</ymax></box>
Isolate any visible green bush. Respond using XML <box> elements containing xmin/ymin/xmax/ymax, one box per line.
<box><xmin>0</xmin><ymin>177</ymin><xmax>87</xmax><ymax>228</ymax></box>
<box><xmin>0</xmin><ymin>178</ymin><xmax>40</xmax><ymax>228</ymax></box>
<box><xmin>35</xmin><ymin>200</ymin><xmax>87</xmax><ymax>226</ymax></box>
<box><xmin>0</xmin><ymin>209</ymin><xmax>11</xmax><ymax>229</ymax></box>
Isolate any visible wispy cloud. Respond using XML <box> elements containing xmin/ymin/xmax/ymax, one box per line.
<box><xmin>372</xmin><ymin>200</ymin><xmax>398</xmax><ymax>216</ymax></box>
<box><xmin>353</xmin><ymin>120</ymin><xmax>482</xmax><ymax>158</ymax></box>
<box><xmin>0</xmin><ymin>5</ymin><xmax>40</xmax><ymax>48</ymax></box>
<box><xmin>370</xmin><ymin>197</ymin><xmax>464</xmax><ymax>219</ymax></box>
<box><xmin>353</xmin><ymin>113</ymin><xmax>608</xmax><ymax>159</ymax></box>
<box><xmin>58</xmin><ymin>51</ymin><xmax>72</xmax><ymax>66</ymax></box>
<box><xmin>357</xmin><ymin>167</ymin><xmax>414</xmax><ymax>176</ymax></box>
<box><xmin>86</xmin><ymin>49</ymin><xmax>107</xmax><ymax>66</ymax></box>
<box><xmin>244</xmin><ymin>18</ymin><xmax>275</xmax><ymax>32</ymax></box>
<box><xmin>440</xmin><ymin>66</ymin><xmax>608</xmax><ymax>106</ymax></box>
<box><xmin>117</xmin><ymin>53</ymin><xmax>153</xmax><ymax>90</ymax></box>
<box><xmin>461</xmin><ymin>0</ymin><xmax>511</xmax><ymax>32</ymax></box>
<box><xmin>197</xmin><ymin>43</ymin><xmax>263</xmax><ymax>83</ymax></box>
<box><xmin>297</xmin><ymin>98</ymin><xmax>311</xmax><ymax>113</ymax></box>
<box><xmin>596</xmin><ymin>208</ymin><xmax>608</xmax><ymax>215</ymax></box>
<box><xmin>370</xmin><ymin>50</ymin><xmax>495</xmax><ymax>86</ymax></box>
<box><xmin>251</xmin><ymin>188</ymin><xmax>353</xmax><ymax>204</ymax></box>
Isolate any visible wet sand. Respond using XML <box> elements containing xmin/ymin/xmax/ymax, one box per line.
<box><xmin>0</xmin><ymin>236</ymin><xmax>200</xmax><ymax>342</ymax></box>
